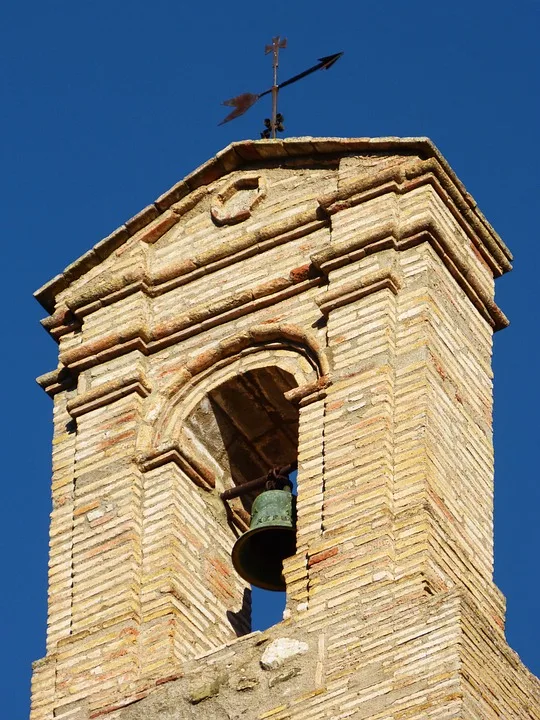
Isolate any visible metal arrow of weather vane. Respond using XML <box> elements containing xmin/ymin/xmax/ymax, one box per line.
<box><xmin>219</xmin><ymin>37</ymin><xmax>343</xmax><ymax>138</ymax></box>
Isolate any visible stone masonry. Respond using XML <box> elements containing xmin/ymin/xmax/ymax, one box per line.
<box><xmin>31</xmin><ymin>137</ymin><xmax>540</xmax><ymax>719</ymax></box>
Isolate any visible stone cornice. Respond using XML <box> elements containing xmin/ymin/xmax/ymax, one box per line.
<box><xmin>58</xmin><ymin>275</ymin><xmax>324</xmax><ymax>373</ymax></box>
<box><xmin>41</xmin><ymin>155</ymin><xmax>510</xmax><ymax>345</ymax></box>
<box><xmin>311</xmin><ymin>224</ymin><xmax>508</xmax><ymax>332</ymax></box>
<box><xmin>38</xmin><ymin>220</ymin><xmax>507</xmax><ymax>389</ymax></box>
<box><xmin>316</xmin><ymin>269</ymin><xmax>402</xmax><ymax>316</ymax></box>
<box><xmin>36</xmin><ymin>366</ymin><xmax>76</xmax><ymax>396</ymax></box>
<box><xmin>62</xmin><ymin>213</ymin><xmax>326</xmax><ymax>318</ymax></box>
<box><xmin>66</xmin><ymin>371</ymin><xmax>151</xmax><ymax>417</ymax></box>
<box><xmin>34</xmin><ymin>137</ymin><xmax>511</xmax><ymax>315</ymax></box>
<box><xmin>317</xmin><ymin>158</ymin><xmax>511</xmax><ymax>277</ymax></box>
<box><xmin>136</xmin><ymin>441</ymin><xmax>216</xmax><ymax>491</ymax></box>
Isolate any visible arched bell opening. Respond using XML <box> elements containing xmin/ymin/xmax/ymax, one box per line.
<box><xmin>181</xmin><ymin>364</ymin><xmax>300</xmax><ymax>634</ymax></box>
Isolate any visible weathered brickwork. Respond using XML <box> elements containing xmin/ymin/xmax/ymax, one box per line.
<box><xmin>32</xmin><ymin>138</ymin><xmax>539</xmax><ymax>720</ymax></box>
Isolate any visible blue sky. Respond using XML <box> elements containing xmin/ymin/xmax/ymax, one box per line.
<box><xmin>1</xmin><ymin>1</ymin><xmax>538</xmax><ymax>716</ymax></box>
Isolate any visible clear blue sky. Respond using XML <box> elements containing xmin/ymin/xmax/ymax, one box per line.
<box><xmin>1</xmin><ymin>1</ymin><xmax>538</xmax><ymax>717</ymax></box>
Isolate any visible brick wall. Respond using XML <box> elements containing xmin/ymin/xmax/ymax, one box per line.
<box><xmin>31</xmin><ymin>138</ymin><xmax>539</xmax><ymax>720</ymax></box>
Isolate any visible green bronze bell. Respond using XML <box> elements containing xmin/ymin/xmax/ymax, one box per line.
<box><xmin>232</xmin><ymin>488</ymin><xmax>296</xmax><ymax>592</ymax></box>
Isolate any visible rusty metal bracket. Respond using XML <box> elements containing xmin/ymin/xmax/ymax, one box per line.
<box><xmin>220</xmin><ymin>461</ymin><xmax>297</xmax><ymax>501</ymax></box>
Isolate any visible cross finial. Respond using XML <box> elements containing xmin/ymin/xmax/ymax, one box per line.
<box><xmin>263</xmin><ymin>36</ymin><xmax>287</xmax><ymax>139</ymax></box>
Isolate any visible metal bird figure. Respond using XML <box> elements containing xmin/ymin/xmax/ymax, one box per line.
<box><xmin>219</xmin><ymin>39</ymin><xmax>343</xmax><ymax>138</ymax></box>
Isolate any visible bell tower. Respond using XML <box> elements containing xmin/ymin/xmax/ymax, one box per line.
<box><xmin>31</xmin><ymin>138</ymin><xmax>540</xmax><ymax>720</ymax></box>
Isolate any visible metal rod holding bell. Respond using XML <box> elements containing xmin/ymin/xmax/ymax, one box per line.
<box><xmin>220</xmin><ymin>462</ymin><xmax>297</xmax><ymax>500</ymax></box>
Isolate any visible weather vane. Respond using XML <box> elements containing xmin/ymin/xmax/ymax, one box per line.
<box><xmin>219</xmin><ymin>37</ymin><xmax>343</xmax><ymax>138</ymax></box>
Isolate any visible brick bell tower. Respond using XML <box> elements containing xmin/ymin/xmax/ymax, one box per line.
<box><xmin>32</xmin><ymin>138</ymin><xmax>540</xmax><ymax>720</ymax></box>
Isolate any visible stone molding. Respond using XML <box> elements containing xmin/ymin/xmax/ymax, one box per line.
<box><xmin>136</xmin><ymin>441</ymin><xmax>216</xmax><ymax>491</ymax></box>
<box><xmin>283</xmin><ymin>376</ymin><xmax>331</xmax><ymax>405</ymax></box>
<box><xmin>34</xmin><ymin>138</ymin><xmax>511</xmax><ymax>315</ymax></box>
<box><xmin>148</xmin><ymin>324</ymin><xmax>327</xmax><ymax>445</ymax></box>
<box><xmin>36</xmin><ymin>367</ymin><xmax>76</xmax><ymax>397</ymax></box>
<box><xmin>55</xmin><ymin>276</ymin><xmax>324</xmax><ymax>376</ymax></box>
<box><xmin>38</xmin><ymin>207</ymin><xmax>507</xmax><ymax>390</ymax></box>
<box><xmin>39</xmin><ymin>214</ymin><xmax>508</xmax><ymax>388</ymax></box>
<box><xmin>135</xmin><ymin>440</ymin><xmax>250</xmax><ymax>532</ymax></box>
<box><xmin>311</xmin><ymin>225</ymin><xmax>508</xmax><ymax>331</ymax></box>
<box><xmin>210</xmin><ymin>173</ymin><xmax>267</xmax><ymax>226</ymax></box>
<box><xmin>54</xmin><ymin>215</ymin><xmax>505</xmax><ymax>377</ymax></box>
<box><xmin>316</xmin><ymin>268</ymin><xmax>401</xmax><ymax>316</ymax></box>
<box><xmin>60</xmin><ymin>213</ymin><xmax>326</xmax><ymax>319</ymax></box>
<box><xmin>317</xmin><ymin>158</ymin><xmax>510</xmax><ymax>276</ymax></box>
<box><xmin>161</xmin><ymin>322</ymin><xmax>327</xmax><ymax>398</ymax></box>
<box><xmin>66</xmin><ymin>372</ymin><xmax>151</xmax><ymax>418</ymax></box>
<box><xmin>43</xmin><ymin>160</ymin><xmax>511</xmax><ymax>335</ymax></box>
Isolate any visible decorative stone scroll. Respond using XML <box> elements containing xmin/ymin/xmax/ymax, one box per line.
<box><xmin>211</xmin><ymin>174</ymin><xmax>266</xmax><ymax>226</ymax></box>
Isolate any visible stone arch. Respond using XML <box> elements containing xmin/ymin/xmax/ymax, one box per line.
<box><xmin>134</xmin><ymin>325</ymin><xmax>329</xmax><ymax>646</ymax></box>
<box><xmin>145</xmin><ymin>327</ymin><xmax>327</xmax><ymax>516</ymax></box>
<box><xmin>141</xmin><ymin>323</ymin><xmax>329</xmax><ymax>456</ymax></box>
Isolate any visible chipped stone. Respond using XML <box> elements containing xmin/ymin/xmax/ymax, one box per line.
<box><xmin>187</xmin><ymin>676</ymin><xmax>220</xmax><ymax>704</ymax></box>
<box><xmin>235</xmin><ymin>676</ymin><xmax>259</xmax><ymax>691</ymax></box>
<box><xmin>86</xmin><ymin>503</ymin><xmax>115</xmax><ymax>523</ymax></box>
<box><xmin>268</xmin><ymin>666</ymin><xmax>301</xmax><ymax>688</ymax></box>
<box><xmin>260</xmin><ymin>638</ymin><xmax>309</xmax><ymax>670</ymax></box>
